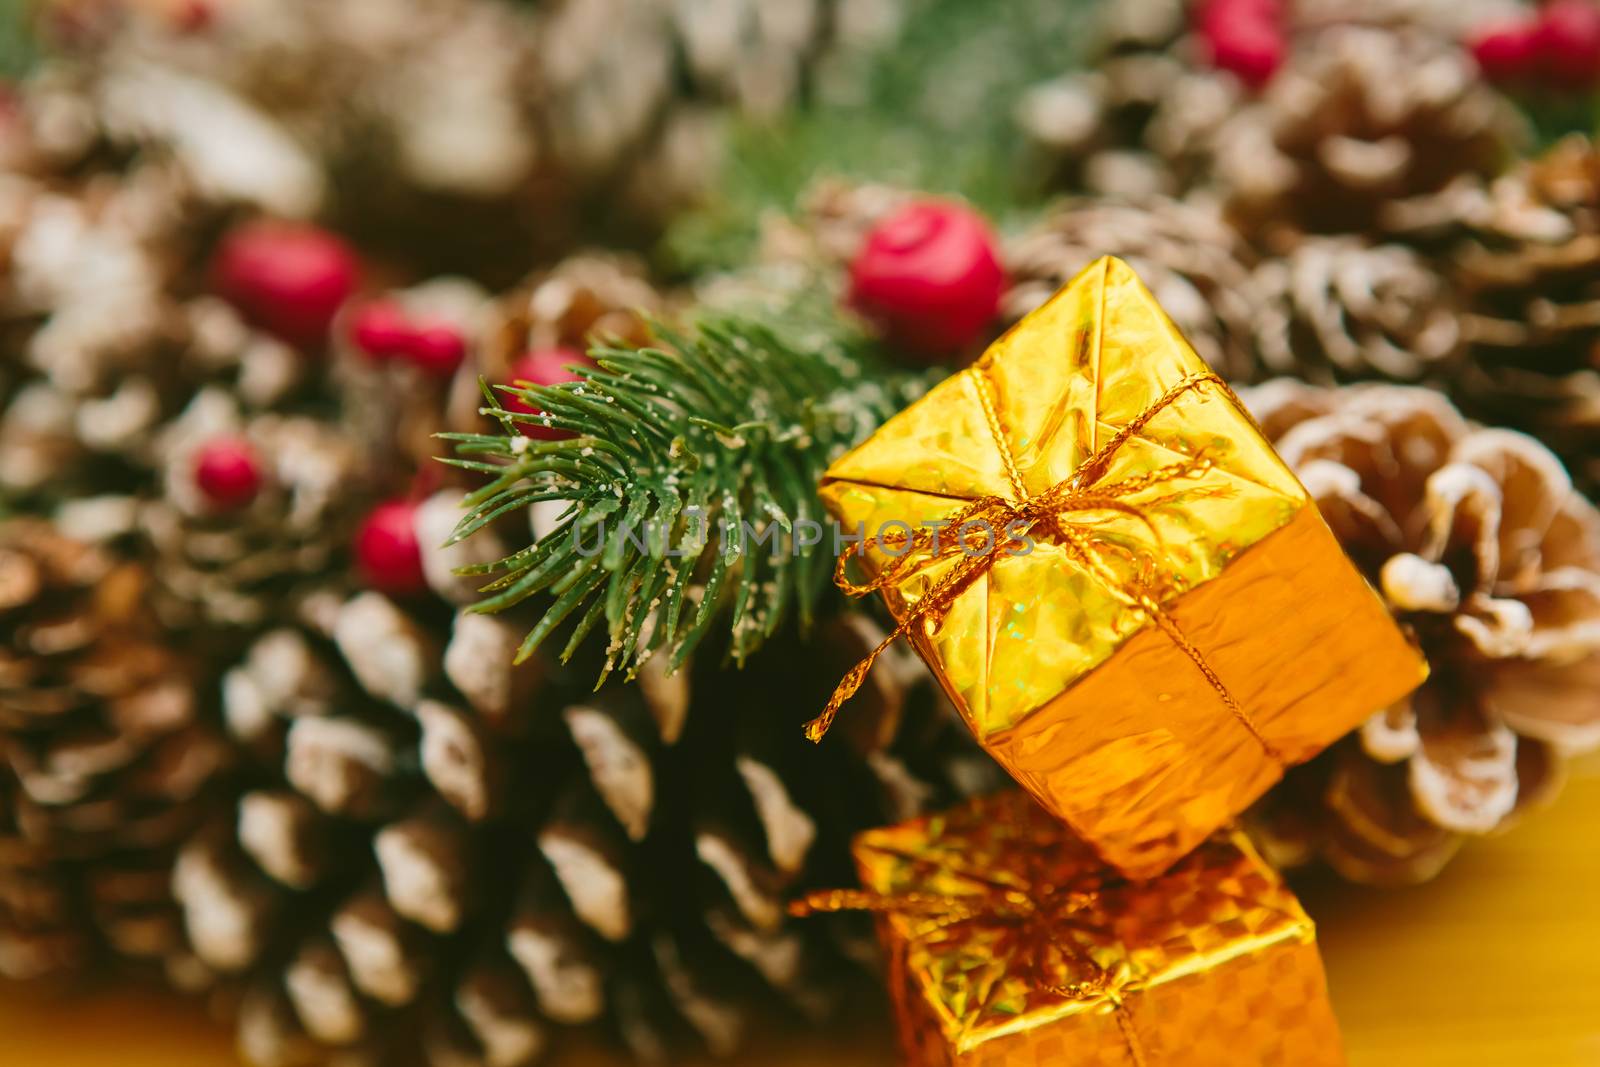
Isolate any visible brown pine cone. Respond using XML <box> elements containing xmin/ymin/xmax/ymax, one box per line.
<box><xmin>1003</xmin><ymin>196</ymin><xmax>1264</xmax><ymax>381</ymax></box>
<box><xmin>1015</xmin><ymin>0</ymin><xmax>1208</xmax><ymax>199</ymax></box>
<box><xmin>1251</xmin><ymin>236</ymin><xmax>1461</xmax><ymax>383</ymax></box>
<box><xmin>1216</xmin><ymin>26</ymin><xmax>1522</xmax><ymax>248</ymax></box>
<box><xmin>171</xmin><ymin>588</ymin><xmax>995</xmax><ymax>1066</ymax></box>
<box><xmin>1240</xmin><ymin>382</ymin><xmax>1600</xmax><ymax>885</ymax></box>
<box><xmin>0</xmin><ymin>520</ymin><xmax>229</xmax><ymax>979</ymax></box>
<box><xmin>1395</xmin><ymin>135</ymin><xmax>1600</xmax><ymax>493</ymax></box>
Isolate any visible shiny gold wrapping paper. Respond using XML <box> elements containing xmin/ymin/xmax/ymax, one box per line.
<box><xmin>818</xmin><ymin>256</ymin><xmax>1427</xmax><ymax>878</ymax></box>
<box><xmin>849</xmin><ymin>791</ymin><xmax>1347</xmax><ymax>1067</ymax></box>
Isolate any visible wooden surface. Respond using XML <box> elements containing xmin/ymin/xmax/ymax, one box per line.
<box><xmin>4</xmin><ymin>763</ymin><xmax>1598</xmax><ymax>1067</ymax></box>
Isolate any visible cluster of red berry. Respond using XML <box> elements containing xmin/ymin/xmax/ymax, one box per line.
<box><xmin>198</xmin><ymin>220</ymin><xmax>593</xmax><ymax>596</ymax></box>
<box><xmin>1471</xmin><ymin>0</ymin><xmax>1600</xmax><ymax>90</ymax></box>
<box><xmin>348</xmin><ymin>300</ymin><xmax>467</xmax><ymax>378</ymax></box>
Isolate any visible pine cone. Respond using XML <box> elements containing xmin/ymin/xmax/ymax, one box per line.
<box><xmin>1239</xmin><ymin>382</ymin><xmax>1600</xmax><ymax>885</ymax></box>
<box><xmin>476</xmin><ymin>253</ymin><xmax>664</xmax><ymax>379</ymax></box>
<box><xmin>1015</xmin><ymin>0</ymin><xmax>1228</xmax><ymax>199</ymax></box>
<box><xmin>1291</xmin><ymin>0</ymin><xmax>1523</xmax><ymax>38</ymax></box>
<box><xmin>1216</xmin><ymin>26</ymin><xmax>1522</xmax><ymax>247</ymax></box>
<box><xmin>1395</xmin><ymin>135</ymin><xmax>1600</xmax><ymax>492</ymax></box>
<box><xmin>539</xmin><ymin>0</ymin><xmax>905</xmax><ymax>221</ymax></box>
<box><xmin>35</xmin><ymin>0</ymin><xmax>905</xmax><ymax>275</ymax></box>
<box><xmin>1</xmin><ymin>164</ymin><xmax>193</xmax><ymax>501</ymax></box>
<box><xmin>171</xmin><ymin>589</ymin><xmax>995</xmax><ymax>1066</ymax></box>
<box><xmin>1251</xmin><ymin>236</ymin><xmax>1461</xmax><ymax>382</ymax></box>
<box><xmin>0</xmin><ymin>157</ymin><xmax>309</xmax><ymax>505</ymax></box>
<box><xmin>1</xmin><ymin>520</ymin><xmax>229</xmax><ymax>979</ymax></box>
<box><xmin>1003</xmin><ymin>196</ymin><xmax>1263</xmax><ymax>381</ymax></box>
<box><xmin>747</xmin><ymin>178</ymin><xmax>917</xmax><ymax>275</ymax></box>
<box><xmin>432</xmin><ymin>252</ymin><xmax>669</xmax><ymax>456</ymax></box>
<box><xmin>138</xmin><ymin>391</ymin><xmax>371</xmax><ymax>630</ymax></box>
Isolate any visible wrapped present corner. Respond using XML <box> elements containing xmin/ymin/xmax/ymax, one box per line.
<box><xmin>797</xmin><ymin>791</ymin><xmax>1346</xmax><ymax>1067</ymax></box>
<box><xmin>813</xmin><ymin>256</ymin><xmax>1427</xmax><ymax>878</ymax></box>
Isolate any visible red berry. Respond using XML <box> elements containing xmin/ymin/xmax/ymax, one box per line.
<box><xmin>403</xmin><ymin>323</ymin><xmax>468</xmax><ymax>378</ymax></box>
<box><xmin>193</xmin><ymin>436</ymin><xmax>263</xmax><ymax>511</ymax></box>
<box><xmin>1198</xmin><ymin>8</ymin><xmax>1287</xmax><ymax>89</ymax></box>
<box><xmin>350</xmin><ymin>299</ymin><xmax>467</xmax><ymax>378</ymax></box>
<box><xmin>211</xmin><ymin>221</ymin><xmax>360</xmax><ymax>347</ymax></box>
<box><xmin>349</xmin><ymin>300</ymin><xmax>414</xmax><ymax>362</ymax></box>
<box><xmin>503</xmin><ymin>348</ymin><xmax>590</xmax><ymax>440</ymax></box>
<box><xmin>1470</xmin><ymin>21</ymin><xmax>1542</xmax><ymax>83</ymax></box>
<box><xmin>846</xmin><ymin>201</ymin><xmax>1006</xmax><ymax>360</ymax></box>
<box><xmin>354</xmin><ymin>499</ymin><xmax>427</xmax><ymax>596</ymax></box>
<box><xmin>1535</xmin><ymin>0</ymin><xmax>1600</xmax><ymax>90</ymax></box>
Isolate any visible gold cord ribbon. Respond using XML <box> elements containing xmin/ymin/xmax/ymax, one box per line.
<box><xmin>791</xmin><ymin>876</ymin><xmax>1149</xmax><ymax>1066</ymax></box>
<box><xmin>805</xmin><ymin>369</ymin><xmax>1283</xmax><ymax>769</ymax></box>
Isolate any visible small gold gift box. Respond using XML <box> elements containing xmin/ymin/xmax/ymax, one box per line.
<box><xmin>798</xmin><ymin>791</ymin><xmax>1346</xmax><ymax>1067</ymax></box>
<box><xmin>813</xmin><ymin>257</ymin><xmax>1426</xmax><ymax>878</ymax></box>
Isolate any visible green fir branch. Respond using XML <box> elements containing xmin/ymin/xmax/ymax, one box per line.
<box><xmin>443</xmin><ymin>311</ymin><xmax>931</xmax><ymax>684</ymax></box>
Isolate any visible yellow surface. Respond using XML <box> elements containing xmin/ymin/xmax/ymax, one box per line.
<box><xmin>3</xmin><ymin>766</ymin><xmax>1598</xmax><ymax>1066</ymax></box>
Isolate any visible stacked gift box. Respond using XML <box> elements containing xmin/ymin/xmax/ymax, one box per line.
<box><xmin>792</xmin><ymin>258</ymin><xmax>1429</xmax><ymax>1066</ymax></box>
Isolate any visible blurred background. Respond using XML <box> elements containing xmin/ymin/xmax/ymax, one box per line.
<box><xmin>3</xmin><ymin>0</ymin><xmax>1600</xmax><ymax>1065</ymax></box>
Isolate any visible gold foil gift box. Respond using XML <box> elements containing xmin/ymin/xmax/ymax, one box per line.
<box><xmin>812</xmin><ymin>257</ymin><xmax>1426</xmax><ymax>878</ymax></box>
<box><xmin>797</xmin><ymin>791</ymin><xmax>1347</xmax><ymax>1067</ymax></box>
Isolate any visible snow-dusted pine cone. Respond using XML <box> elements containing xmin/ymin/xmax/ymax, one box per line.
<box><xmin>1</xmin><ymin>520</ymin><xmax>229</xmax><ymax>979</ymax></box>
<box><xmin>137</xmin><ymin>390</ymin><xmax>372</xmax><ymax>629</ymax></box>
<box><xmin>1251</xmin><ymin>236</ymin><xmax>1461</xmax><ymax>382</ymax></box>
<box><xmin>31</xmin><ymin>0</ymin><xmax>906</xmax><ymax>272</ymax></box>
<box><xmin>1015</xmin><ymin>0</ymin><xmax>1210</xmax><ymax>199</ymax></box>
<box><xmin>1003</xmin><ymin>196</ymin><xmax>1263</xmax><ymax>381</ymax></box>
<box><xmin>542</xmin><ymin>0</ymin><xmax>905</xmax><ymax>224</ymax></box>
<box><xmin>748</xmin><ymin>179</ymin><xmax>917</xmax><ymax>278</ymax></box>
<box><xmin>0</xmin><ymin>160</ymin><xmax>199</xmax><ymax>501</ymax></box>
<box><xmin>1241</xmin><ymin>382</ymin><xmax>1600</xmax><ymax>885</ymax></box>
<box><xmin>475</xmin><ymin>253</ymin><xmax>664</xmax><ymax>378</ymax></box>
<box><xmin>1394</xmin><ymin>135</ymin><xmax>1600</xmax><ymax>491</ymax></box>
<box><xmin>169</xmin><ymin>585</ymin><xmax>994</xmax><ymax>1066</ymax></box>
<box><xmin>0</xmin><ymin>156</ymin><xmax>315</xmax><ymax>507</ymax></box>
<box><xmin>1013</xmin><ymin>0</ymin><xmax>1521</xmax><ymax>205</ymax></box>
<box><xmin>1216</xmin><ymin>26</ymin><xmax>1522</xmax><ymax>248</ymax></box>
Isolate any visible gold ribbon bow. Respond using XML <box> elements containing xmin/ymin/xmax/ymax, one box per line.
<box><xmin>805</xmin><ymin>369</ymin><xmax>1281</xmax><ymax>767</ymax></box>
<box><xmin>791</xmin><ymin>867</ymin><xmax>1151</xmax><ymax>1066</ymax></box>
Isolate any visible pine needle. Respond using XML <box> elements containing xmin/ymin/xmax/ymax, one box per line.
<box><xmin>445</xmin><ymin>309</ymin><xmax>932</xmax><ymax>681</ymax></box>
